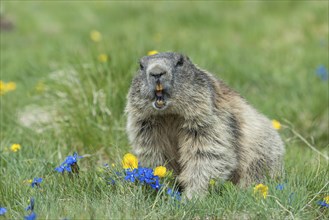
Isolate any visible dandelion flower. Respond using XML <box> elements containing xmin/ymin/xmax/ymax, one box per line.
<box><xmin>122</xmin><ymin>153</ymin><xmax>138</xmax><ymax>170</ymax></box>
<box><xmin>98</xmin><ymin>53</ymin><xmax>108</xmax><ymax>63</ymax></box>
<box><xmin>154</xmin><ymin>166</ymin><xmax>167</xmax><ymax>177</ymax></box>
<box><xmin>147</xmin><ymin>50</ymin><xmax>158</xmax><ymax>56</ymax></box>
<box><xmin>0</xmin><ymin>207</ymin><xmax>7</xmax><ymax>215</ymax></box>
<box><xmin>10</xmin><ymin>144</ymin><xmax>21</xmax><ymax>152</ymax></box>
<box><xmin>90</xmin><ymin>30</ymin><xmax>102</xmax><ymax>42</ymax></box>
<box><xmin>254</xmin><ymin>183</ymin><xmax>268</xmax><ymax>199</ymax></box>
<box><xmin>272</xmin><ymin>119</ymin><xmax>281</xmax><ymax>130</ymax></box>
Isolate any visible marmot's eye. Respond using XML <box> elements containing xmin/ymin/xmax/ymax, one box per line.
<box><xmin>139</xmin><ymin>62</ymin><xmax>144</xmax><ymax>70</ymax></box>
<box><xmin>176</xmin><ymin>56</ymin><xmax>184</xmax><ymax>67</ymax></box>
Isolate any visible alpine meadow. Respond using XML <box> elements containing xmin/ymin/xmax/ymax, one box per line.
<box><xmin>0</xmin><ymin>1</ymin><xmax>328</xmax><ymax>219</ymax></box>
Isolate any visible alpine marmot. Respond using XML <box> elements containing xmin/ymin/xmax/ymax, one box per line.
<box><xmin>125</xmin><ymin>52</ymin><xmax>285</xmax><ymax>199</ymax></box>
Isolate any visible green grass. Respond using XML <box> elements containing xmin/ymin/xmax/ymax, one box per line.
<box><xmin>1</xmin><ymin>1</ymin><xmax>328</xmax><ymax>219</ymax></box>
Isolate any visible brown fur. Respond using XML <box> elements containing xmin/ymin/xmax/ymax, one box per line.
<box><xmin>125</xmin><ymin>52</ymin><xmax>284</xmax><ymax>199</ymax></box>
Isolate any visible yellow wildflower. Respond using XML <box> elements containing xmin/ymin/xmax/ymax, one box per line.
<box><xmin>111</xmin><ymin>163</ymin><xmax>115</xmax><ymax>167</ymax></box>
<box><xmin>209</xmin><ymin>179</ymin><xmax>216</xmax><ymax>186</ymax></box>
<box><xmin>272</xmin><ymin>119</ymin><xmax>281</xmax><ymax>130</ymax></box>
<box><xmin>147</xmin><ymin>50</ymin><xmax>159</xmax><ymax>56</ymax></box>
<box><xmin>90</xmin><ymin>30</ymin><xmax>102</xmax><ymax>42</ymax></box>
<box><xmin>154</xmin><ymin>166</ymin><xmax>167</xmax><ymax>177</ymax></box>
<box><xmin>122</xmin><ymin>153</ymin><xmax>138</xmax><ymax>169</ymax></box>
<box><xmin>254</xmin><ymin>183</ymin><xmax>268</xmax><ymax>199</ymax></box>
<box><xmin>324</xmin><ymin>196</ymin><xmax>329</xmax><ymax>204</ymax></box>
<box><xmin>10</xmin><ymin>144</ymin><xmax>21</xmax><ymax>152</ymax></box>
<box><xmin>98</xmin><ymin>53</ymin><xmax>108</xmax><ymax>63</ymax></box>
<box><xmin>0</xmin><ymin>80</ymin><xmax>16</xmax><ymax>95</ymax></box>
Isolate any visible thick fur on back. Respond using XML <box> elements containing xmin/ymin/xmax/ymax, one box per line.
<box><xmin>125</xmin><ymin>52</ymin><xmax>284</xmax><ymax>199</ymax></box>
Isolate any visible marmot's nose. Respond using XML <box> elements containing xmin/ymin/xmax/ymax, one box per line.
<box><xmin>148</xmin><ymin>66</ymin><xmax>167</xmax><ymax>79</ymax></box>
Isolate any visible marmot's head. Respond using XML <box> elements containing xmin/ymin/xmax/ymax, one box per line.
<box><xmin>137</xmin><ymin>52</ymin><xmax>194</xmax><ymax>111</ymax></box>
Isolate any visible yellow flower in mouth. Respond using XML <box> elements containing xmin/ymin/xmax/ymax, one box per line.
<box><xmin>272</xmin><ymin>119</ymin><xmax>281</xmax><ymax>130</ymax></box>
<box><xmin>254</xmin><ymin>183</ymin><xmax>268</xmax><ymax>199</ymax></box>
<box><xmin>10</xmin><ymin>144</ymin><xmax>21</xmax><ymax>152</ymax></box>
<box><xmin>98</xmin><ymin>53</ymin><xmax>108</xmax><ymax>63</ymax></box>
<box><xmin>154</xmin><ymin>166</ymin><xmax>167</xmax><ymax>177</ymax></box>
<box><xmin>90</xmin><ymin>30</ymin><xmax>102</xmax><ymax>42</ymax></box>
<box><xmin>122</xmin><ymin>153</ymin><xmax>138</xmax><ymax>169</ymax></box>
<box><xmin>147</xmin><ymin>50</ymin><xmax>159</xmax><ymax>56</ymax></box>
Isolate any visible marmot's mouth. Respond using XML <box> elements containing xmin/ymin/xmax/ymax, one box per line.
<box><xmin>153</xmin><ymin>83</ymin><xmax>167</xmax><ymax>110</ymax></box>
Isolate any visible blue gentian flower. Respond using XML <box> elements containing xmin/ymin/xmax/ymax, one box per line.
<box><xmin>24</xmin><ymin>212</ymin><xmax>37</xmax><ymax>220</ymax></box>
<box><xmin>125</xmin><ymin>169</ymin><xmax>139</xmax><ymax>182</ymax></box>
<box><xmin>150</xmin><ymin>176</ymin><xmax>161</xmax><ymax>190</ymax></box>
<box><xmin>276</xmin><ymin>183</ymin><xmax>284</xmax><ymax>190</ymax></box>
<box><xmin>316</xmin><ymin>65</ymin><xmax>328</xmax><ymax>81</ymax></box>
<box><xmin>55</xmin><ymin>165</ymin><xmax>65</xmax><ymax>173</ymax></box>
<box><xmin>0</xmin><ymin>207</ymin><xmax>7</xmax><ymax>215</ymax></box>
<box><xmin>31</xmin><ymin>178</ymin><xmax>43</xmax><ymax>188</ymax></box>
<box><xmin>123</xmin><ymin>165</ymin><xmax>164</xmax><ymax>191</ymax></box>
<box><xmin>137</xmin><ymin>167</ymin><xmax>154</xmax><ymax>184</ymax></box>
<box><xmin>55</xmin><ymin>152</ymin><xmax>83</xmax><ymax>173</ymax></box>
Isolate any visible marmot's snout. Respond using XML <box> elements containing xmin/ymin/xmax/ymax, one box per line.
<box><xmin>147</xmin><ymin>64</ymin><xmax>172</xmax><ymax>110</ymax></box>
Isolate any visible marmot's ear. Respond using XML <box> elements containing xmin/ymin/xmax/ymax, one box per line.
<box><xmin>175</xmin><ymin>54</ymin><xmax>184</xmax><ymax>67</ymax></box>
